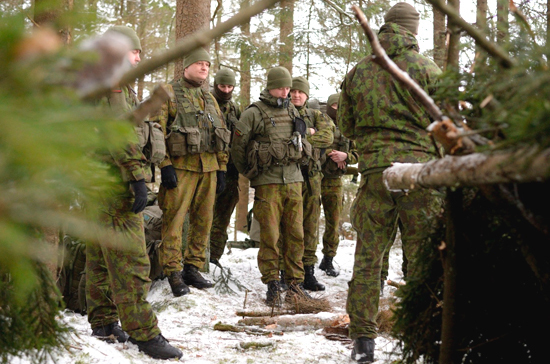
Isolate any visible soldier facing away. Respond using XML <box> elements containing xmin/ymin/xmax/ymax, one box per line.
<box><xmin>337</xmin><ymin>3</ymin><xmax>443</xmax><ymax>362</ymax></box>
<box><xmin>209</xmin><ymin>68</ymin><xmax>242</xmax><ymax>267</ymax></box>
<box><xmin>85</xmin><ymin>26</ymin><xmax>182</xmax><ymax>360</ymax></box>
<box><xmin>289</xmin><ymin>76</ymin><xmax>333</xmax><ymax>292</ymax></box>
<box><xmin>319</xmin><ymin>93</ymin><xmax>359</xmax><ymax>277</ymax></box>
<box><xmin>231</xmin><ymin>67</ymin><xmax>314</xmax><ymax>305</ymax></box>
<box><xmin>153</xmin><ymin>48</ymin><xmax>230</xmax><ymax>297</ymax></box>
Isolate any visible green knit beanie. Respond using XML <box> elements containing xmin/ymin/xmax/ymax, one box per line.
<box><xmin>215</xmin><ymin>68</ymin><xmax>236</xmax><ymax>86</ymax></box>
<box><xmin>384</xmin><ymin>2</ymin><xmax>420</xmax><ymax>35</ymax></box>
<box><xmin>266</xmin><ymin>66</ymin><xmax>292</xmax><ymax>90</ymax></box>
<box><xmin>107</xmin><ymin>26</ymin><xmax>141</xmax><ymax>52</ymax></box>
<box><xmin>291</xmin><ymin>76</ymin><xmax>310</xmax><ymax>97</ymax></box>
<box><xmin>183</xmin><ymin>48</ymin><xmax>211</xmax><ymax>69</ymax></box>
<box><xmin>327</xmin><ymin>93</ymin><xmax>340</xmax><ymax>107</ymax></box>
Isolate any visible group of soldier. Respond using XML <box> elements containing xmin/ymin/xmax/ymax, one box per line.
<box><xmin>88</xmin><ymin>2</ymin><xmax>442</xmax><ymax>362</ymax></box>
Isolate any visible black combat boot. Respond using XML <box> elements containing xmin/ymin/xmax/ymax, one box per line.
<box><xmin>92</xmin><ymin>322</ymin><xmax>129</xmax><ymax>343</ymax></box>
<box><xmin>167</xmin><ymin>270</ymin><xmax>190</xmax><ymax>297</ymax></box>
<box><xmin>351</xmin><ymin>337</ymin><xmax>375</xmax><ymax>362</ymax></box>
<box><xmin>209</xmin><ymin>257</ymin><xmax>222</xmax><ymax>268</ymax></box>
<box><xmin>183</xmin><ymin>264</ymin><xmax>213</xmax><ymax>289</ymax></box>
<box><xmin>265</xmin><ymin>280</ymin><xmax>282</xmax><ymax>307</ymax></box>
<box><xmin>279</xmin><ymin>270</ymin><xmax>289</xmax><ymax>291</ymax></box>
<box><xmin>285</xmin><ymin>281</ymin><xmax>314</xmax><ymax>303</ymax></box>
<box><xmin>129</xmin><ymin>334</ymin><xmax>183</xmax><ymax>360</ymax></box>
<box><xmin>303</xmin><ymin>265</ymin><xmax>325</xmax><ymax>291</ymax></box>
<box><xmin>319</xmin><ymin>255</ymin><xmax>340</xmax><ymax>277</ymax></box>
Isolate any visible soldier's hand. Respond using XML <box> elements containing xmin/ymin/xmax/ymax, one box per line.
<box><xmin>130</xmin><ymin>179</ymin><xmax>148</xmax><ymax>213</ymax></box>
<box><xmin>160</xmin><ymin>165</ymin><xmax>178</xmax><ymax>189</ymax></box>
<box><xmin>216</xmin><ymin>170</ymin><xmax>226</xmax><ymax>195</ymax></box>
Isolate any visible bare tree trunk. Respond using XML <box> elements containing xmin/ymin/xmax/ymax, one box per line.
<box><xmin>136</xmin><ymin>0</ymin><xmax>147</xmax><ymax>100</ymax></box>
<box><xmin>279</xmin><ymin>0</ymin><xmax>294</xmax><ymax>73</ymax></box>
<box><xmin>497</xmin><ymin>0</ymin><xmax>509</xmax><ymax>44</ymax></box>
<box><xmin>547</xmin><ymin>0</ymin><xmax>550</xmax><ymax>54</ymax></box>
<box><xmin>236</xmin><ymin>0</ymin><xmax>251</xmax><ymax>233</ymax></box>
<box><xmin>446</xmin><ymin>0</ymin><xmax>460</xmax><ymax>70</ymax></box>
<box><xmin>475</xmin><ymin>0</ymin><xmax>488</xmax><ymax>68</ymax></box>
<box><xmin>433</xmin><ymin>5</ymin><xmax>446</xmax><ymax>69</ymax></box>
<box><xmin>175</xmin><ymin>0</ymin><xmax>210</xmax><ymax>80</ymax></box>
<box><xmin>33</xmin><ymin>0</ymin><xmax>73</xmax><ymax>45</ymax></box>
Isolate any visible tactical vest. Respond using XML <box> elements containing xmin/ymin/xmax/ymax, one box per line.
<box><xmin>244</xmin><ymin>101</ymin><xmax>311</xmax><ymax>179</ymax></box>
<box><xmin>221</xmin><ymin>101</ymin><xmax>240</xmax><ymax>133</ymax></box>
<box><xmin>299</xmin><ymin>107</ymin><xmax>324</xmax><ymax>171</ymax></box>
<box><xmin>322</xmin><ymin>126</ymin><xmax>350</xmax><ymax>177</ymax></box>
<box><xmin>166</xmin><ymin>80</ymin><xmax>231</xmax><ymax>157</ymax></box>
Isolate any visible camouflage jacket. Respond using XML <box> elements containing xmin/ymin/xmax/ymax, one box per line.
<box><xmin>215</xmin><ymin>97</ymin><xmax>241</xmax><ymax>171</ymax></box>
<box><xmin>231</xmin><ymin>89</ymin><xmax>304</xmax><ymax>187</ymax></box>
<box><xmin>337</xmin><ymin>23</ymin><xmax>441</xmax><ymax>173</ymax></box>
<box><xmin>295</xmin><ymin>104</ymin><xmax>334</xmax><ymax>174</ymax></box>
<box><xmin>151</xmin><ymin>78</ymin><xmax>228</xmax><ymax>172</ymax></box>
<box><xmin>103</xmin><ymin>85</ymin><xmax>151</xmax><ymax>183</ymax></box>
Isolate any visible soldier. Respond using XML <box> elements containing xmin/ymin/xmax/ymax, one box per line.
<box><xmin>289</xmin><ymin>76</ymin><xmax>333</xmax><ymax>291</ymax></box>
<box><xmin>86</xmin><ymin>26</ymin><xmax>182</xmax><ymax>360</ymax></box>
<box><xmin>154</xmin><ymin>48</ymin><xmax>230</xmax><ymax>297</ymax></box>
<box><xmin>209</xmin><ymin>68</ymin><xmax>241</xmax><ymax>267</ymax></box>
<box><xmin>319</xmin><ymin>93</ymin><xmax>359</xmax><ymax>278</ymax></box>
<box><xmin>338</xmin><ymin>3</ymin><xmax>442</xmax><ymax>362</ymax></box>
<box><xmin>231</xmin><ymin>67</ymin><xmax>313</xmax><ymax>305</ymax></box>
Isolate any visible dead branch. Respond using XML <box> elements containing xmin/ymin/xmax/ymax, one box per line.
<box><xmin>82</xmin><ymin>0</ymin><xmax>280</xmax><ymax>101</ymax></box>
<box><xmin>236</xmin><ymin>310</ymin><xmax>290</xmax><ymax>317</ymax></box>
<box><xmin>238</xmin><ymin>313</ymin><xmax>349</xmax><ymax>331</ymax></box>
<box><xmin>387</xmin><ymin>280</ymin><xmax>405</xmax><ymax>288</ymax></box>
<box><xmin>351</xmin><ymin>5</ymin><xmax>445</xmax><ymax>123</ymax></box>
<box><xmin>125</xmin><ymin>84</ymin><xmax>170</xmax><ymax>126</ymax></box>
<box><xmin>425</xmin><ymin>0</ymin><xmax>516</xmax><ymax>68</ymax></box>
<box><xmin>214</xmin><ymin>322</ymin><xmax>283</xmax><ymax>336</ymax></box>
<box><xmin>383</xmin><ymin>146</ymin><xmax>550</xmax><ymax>191</ymax></box>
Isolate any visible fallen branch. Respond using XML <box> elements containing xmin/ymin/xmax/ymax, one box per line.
<box><xmin>383</xmin><ymin>146</ymin><xmax>550</xmax><ymax>191</ymax></box>
<box><xmin>238</xmin><ymin>313</ymin><xmax>349</xmax><ymax>331</ymax></box>
<box><xmin>214</xmin><ymin>322</ymin><xmax>283</xmax><ymax>336</ymax></box>
<box><xmin>387</xmin><ymin>279</ymin><xmax>405</xmax><ymax>288</ymax></box>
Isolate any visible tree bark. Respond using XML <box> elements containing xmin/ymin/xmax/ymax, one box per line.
<box><xmin>279</xmin><ymin>0</ymin><xmax>294</xmax><ymax>72</ymax></box>
<box><xmin>33</xmin><ymin>0</ymin><xmax>72</xmax><ymax>45</ymax></box>
<box><xmin>497</xmin><ymin>0</ymin><xmax>509</xmax><ymax>44</ymax></box>
<box><xmin>382</xmin><ymin>147</ymin><xmax>550</xmax><ymax>191</ymax></box>
<box><xmin>238</xmin><ymin>313</ymin><xmax>349</xmax><ymax>331</ymax></box>
<box><xmin>446</xmin><ymin>0</ymin><xmax>460</xmax><ymax>71</ymax></box>
<box><xmin>175</xmin><ymin>0</ymin><xmax>210</xmax><ymax>80</ymax></box>
<box><xmin>433</xmin><ymin>5</ymin><xmax>446</xmax><ymax>69</ymax></box>
<box><xmin>475</xmin><ymin>0</ymin><xmax>488</xmax><ymax>68</ymax></box>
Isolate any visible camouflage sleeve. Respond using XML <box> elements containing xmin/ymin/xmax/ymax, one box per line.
<box><xmin>149</xmin><ymin>83</ymin><xmax>176</xmax><ymax>168</ymax></box>
<box><xmin>111</xmin><ymin>139</ymin><xmax>149</xmax><ymax>182</ymax></box>
<box><xmin>337</xmin><ymin>67</ymin><xmax>357</xmax><ymax>140</ymax></box>
<box><xmin>211</xmin><ymin>96</ymin><xmax>229</xmax><ymax>171</ymax></box>
<box><xmin>346</xmin><ymin>140</ymin><xmax>359</xmax><ymax>165</ymax></box>
<box><xmin>231</xmin><ymin>108</ymin><xmax>258</xmax><ymax>174</ymax></box>
<box><xmin>307</xmin><ymin>110</ymin><xmax>333</xmax><ymax>148</ymax></box>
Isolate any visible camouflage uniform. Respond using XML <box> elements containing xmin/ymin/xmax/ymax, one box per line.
<box><xmin>231</xmin><ymin>89</ymin><xmax>306</xmax><ymax>284</ymax></box>
<box><xmin>154</xmin><ymin>79</ymin><xmax>228</xmax><ymax>275</ymax></box>
<box><xmin>320</xmin><ymin>122</ymin><xmax>359</xmax><ymax>258</ymax></box>
<box><xmin>296</xmin><ymin>106</ymin><xmax>333</xmax><ymax>266</ymax></box>
<box><xmin>86</xmin><ymin>86</ymin><xmax>160</xmax><ymax>341</ymax></box>
<box><xmin>338</xmin><ymin>23</ymin><xmax>442</xmax><ymax>340</ymax></box>
<box><xmin>209</xmin><ymin>95</ymin><xmax>241</xmax><ymax>262</ymax></box>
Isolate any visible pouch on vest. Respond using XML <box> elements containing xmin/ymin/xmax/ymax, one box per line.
<box><xmin>185</xmin><ymin>126</ymin><xmax>202</xmax><ymax>154</ymax></box>
<box><xmin>166</xmin><ymin>128</ymin><xmax>188</xmax><ymax>157</ymax></box>
<box><xmin>258</xmin><ymin>143</ymin><xmax>273</xmax><ymax>167</ymax></box>
<box><xmin>214</xmin><ymin>127</ymin><xmax>231</xmax><ymax>152</ymax></box>
<box><xmin>143</xmin><ymin>122</ymin><xmax>166</xmax><ymax>165</ymax></box>
<box><xmin>268</xmin><ymin>141</ymin><xmax>288</xmax><ymax>164</ymax></box>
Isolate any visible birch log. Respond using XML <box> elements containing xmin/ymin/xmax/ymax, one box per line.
<box><xmin>383</xmin><ymin>147</ymin><xmax>550</xmax><ymax>191</ymax></box>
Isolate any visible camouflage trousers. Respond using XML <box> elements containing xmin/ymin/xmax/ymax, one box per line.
<box><xmin>254</xmin><ymin>183</ymin><xmax>305</xmax><ymax>284</ymax></box>
<box><xmin>86</xmin><ymin>196</ymin><xmax>160</xmax><ymax>342</ymax></box>
<box><xmin>209</xmin><ymin>166</ymin><xmax>240</xmax><ymax>261</ymax></box>
<box><xmin>347</xmin><ymin>172</ymin><xmax>442</xmax><ymax>339</ymax></box>
<box><xmin>302</xmin><ymin>172</ymin><xmax>322</xmax><ymax>266</ymax></box>
<box><xmin>320</xmin><ymin>177</ymin><xmax>343</xmax><ymax>257</ymax></box>
<box><xmin>158</xmin><ymin>168</ymin><xmax>216</xmax><ymax>275</ymax></box>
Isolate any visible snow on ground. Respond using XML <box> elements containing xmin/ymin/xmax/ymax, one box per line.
<box><xmin>12</xmin><ymin>228</ymin><xmax>405</xmax><ymax>364</ymax></box>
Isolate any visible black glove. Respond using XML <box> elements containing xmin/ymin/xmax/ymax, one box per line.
<box><xmin>130</xmin><ymin>179</ymin><xmax>148</xmax><ymax>214</ymax></box>
<box><xmin>160</xmin><ymin>165</ymin><xmax>178</xmax><ymax>189</ymax></box>
<box><xmin>216</xmin><ymin>170</ymin><xmax>226</xmax><ymax>195</ymax></box>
